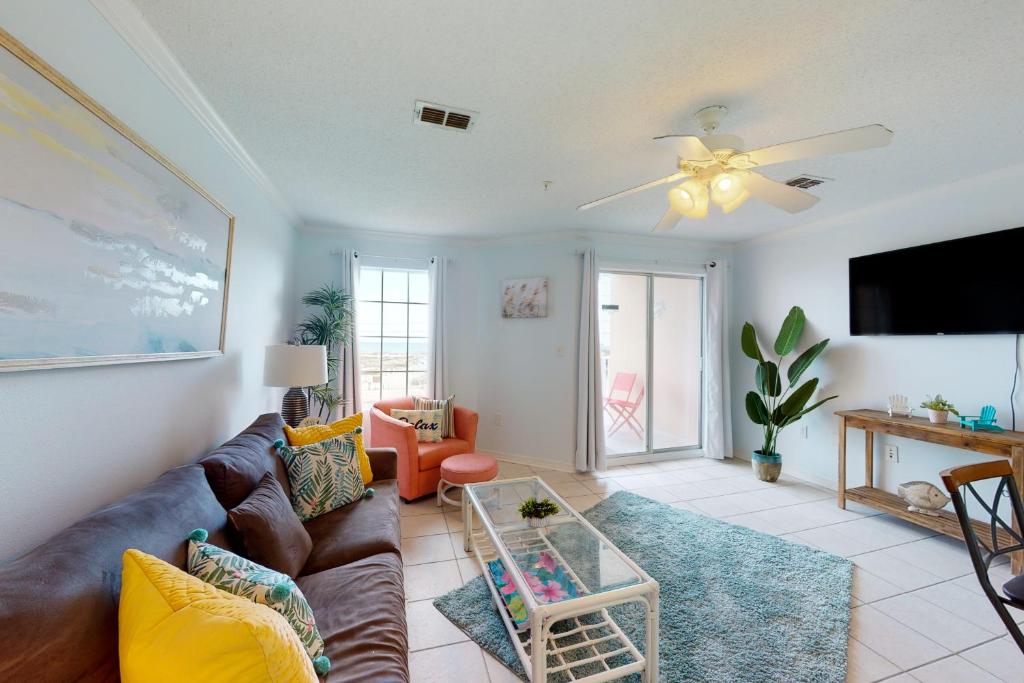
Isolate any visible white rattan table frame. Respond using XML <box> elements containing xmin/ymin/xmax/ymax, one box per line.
<box><xmin>464</xmin><ymin>476</ymin><xmax>659</xmax><ymax>683</ymax></box>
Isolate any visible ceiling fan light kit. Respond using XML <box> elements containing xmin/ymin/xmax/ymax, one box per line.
<box><xmin>578</xmin><ymin>105</ymin><xmax>894</xmax><ymax>232</ymax></box>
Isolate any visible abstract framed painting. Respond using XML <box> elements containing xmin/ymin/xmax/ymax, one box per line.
<box><xmin>502</xmin><ymin>277</ymin><xmax>548</xmax><ymax>318</ymax></box>
<box><xmin>0</xmin><ymin>27</ymin><xmax>234</xmax><ymax>372</ymax></box>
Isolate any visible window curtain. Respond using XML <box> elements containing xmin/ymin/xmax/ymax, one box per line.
<box><xmin>704</xmin><ymin>260</ymin><xmax>732</xmax><ymax>460</ymax></box>
<box><xmin>427</xmin><ymin>256</ymin><xmax>448</xmax><ymax>398</ymax></box>
<box><xmin>575</xmin><ymin>248</ymin><xmax>606</xmax><ymax>472</ymax></box>
<box><xmin>338</xmin><ymin>250</ymin><xmax>362</xmax><ymax>417</ymax></box>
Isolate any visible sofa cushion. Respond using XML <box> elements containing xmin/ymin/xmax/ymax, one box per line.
<box><xmin>300</xmin><ymin>479</ymin><xmax>401</xmax><ymax>575</ymax></box>
<box><xmin>417</xmin><ymin>438</ymin><xmax>471</xmax><ymax>471</ymax></box>
<box><xmin>0</xmin><ymin>464</ymin><xmax>230</xmax><ymax>683</ymax></box>
<box><xmin>297</xmin><ymin>553</ymin><xmax>408</xmax><ymax>683</ymax></box>
<box><xmin>199</xmin><ymin>413</ymin><xmax>290</xmax><ymax>509</ymax></box>
<box><xmin>229</xmin><ymin>473</ymin><xmax>312</xmax><ymax>578</ymax></box>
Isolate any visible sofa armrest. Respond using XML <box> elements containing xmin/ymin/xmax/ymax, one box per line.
<box><xmin>453</xmin><ymin>406</ymin><xmax>479</xmax><ymax>452</ymax></box>
<box><xmin>366</xmin><ymin>447</ymin><xmax>398</xmax><ymax>481</ymax></box>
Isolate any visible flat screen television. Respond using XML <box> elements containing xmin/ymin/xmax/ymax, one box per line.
<box><xmin>849</xmin><ymin>226</ymin><xmax>1024</xmax><ymax>336</ymax></box>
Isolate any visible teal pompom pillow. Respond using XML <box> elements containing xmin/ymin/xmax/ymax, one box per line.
<box><xmin>186</xmin><ymin>529</ymin><xmax>329</xmax><ymax>674</ymax></box>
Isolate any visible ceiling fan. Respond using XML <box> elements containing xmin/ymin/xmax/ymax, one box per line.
<box><xmin>578</xmin><ymin>106</ymin><xmax>893</xmax><ymax>232</ymax></box>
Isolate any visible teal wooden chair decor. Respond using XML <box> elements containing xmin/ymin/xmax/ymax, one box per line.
<box><xmin>959</xmin><ymin>405</ymin><xmax>1004</xmax><ymax>432</ymax></box>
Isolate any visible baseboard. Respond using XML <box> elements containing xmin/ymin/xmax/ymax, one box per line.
<box><xmin>484</xmin><ymin>450</ymin><xmax>578</xmax><ymax>473</ymax></box>
<box><xmin>731</xmin><ymin>451</ymin><xmax>838</xmax><ymax>491</ymax></box>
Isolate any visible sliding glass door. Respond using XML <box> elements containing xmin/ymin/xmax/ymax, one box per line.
<box><xmin>598</xmin><ymin>271</ymin><xmax>703</xmax><ymax>458</ymax></box>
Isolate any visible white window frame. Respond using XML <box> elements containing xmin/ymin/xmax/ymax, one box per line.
<box><xmin>357</xmin><ymin>256</ymin><xmax>430</xmax><ymax>402</ymax></box>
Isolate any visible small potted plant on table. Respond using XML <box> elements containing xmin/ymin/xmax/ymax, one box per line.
<box><xmin>519</xmin><ymin>497</ymin><xmax>560</xmax><ymax>528</ymax></box>
<box><xmin>920</xmin><ymin>395</ymin><xmax>958</xmax><ymax>424</ymax></box>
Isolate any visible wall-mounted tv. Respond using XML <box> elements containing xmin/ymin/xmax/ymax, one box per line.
<box><xmin>849</xmin><ymin>226</ymin><xmax>1024</xmax><ymax>336</ymax></box>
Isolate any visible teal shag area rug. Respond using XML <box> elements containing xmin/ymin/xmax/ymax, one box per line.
<box><xmin>434</xmin><ymin>490</ymin><xmax>852</xmax><ymax>682</ymax></box>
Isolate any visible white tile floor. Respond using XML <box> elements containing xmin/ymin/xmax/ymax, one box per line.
<box><xmin>402</xmin><ymin>458</ymin><xmax>1024</xmax><ymax>682</ymax></box>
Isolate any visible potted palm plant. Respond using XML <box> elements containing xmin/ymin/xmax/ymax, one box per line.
<box><xmin>293</xmin><ymin>284</ymin><xmax>355</xmax><ymax>422</ymax></box>
<box><xmin>741</xmin><ymin>306</ymin><xmax>838</xmax><ymax>482</ymax></box>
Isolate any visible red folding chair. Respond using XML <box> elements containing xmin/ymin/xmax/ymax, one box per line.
<box><xmin>603</xmin><ymin>372</ymin><xmax>645</xmax><ymax>439</ymax></box>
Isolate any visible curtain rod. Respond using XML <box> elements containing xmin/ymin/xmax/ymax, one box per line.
<box><xmin>329</xmin><ymin>251</ymin><xmax>435</xmax><ymax>263</ymax></box>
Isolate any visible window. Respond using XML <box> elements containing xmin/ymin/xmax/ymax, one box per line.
<box><xmin>358</xmin><ymin>266</ymin><xmax>429</xmax><ymax>402</ymax></box>
<box><xmin>599</xmin><ymin>271</ymin><xmax>704</xmax><ymax>458</ymax></box>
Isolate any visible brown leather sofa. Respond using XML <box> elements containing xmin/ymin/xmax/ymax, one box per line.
<box><xmin>0</xmin><ymin>413</ymin><xmax>408</xmax><ymax>682</ymax></box>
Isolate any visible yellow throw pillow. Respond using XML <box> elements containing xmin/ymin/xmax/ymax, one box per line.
<box><xmin>118</xmin><ymin>549</ymin><xmax>316</xmax><ymax>683</ymax></box>
<box><xmin>284</xmin><ymin>414</ymin><xmax>373</xmax><ymax>485</ymax></box>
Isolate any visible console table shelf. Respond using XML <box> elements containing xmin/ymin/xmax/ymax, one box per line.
<box><xmin>836</xmin><ymin>409</ymin><xmax>1024</xmax><ymax>573</ymax></box>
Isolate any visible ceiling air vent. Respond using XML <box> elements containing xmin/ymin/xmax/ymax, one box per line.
<box><xmin>414</xmin><ymin>100</ymin><xmax>477</xmax><ymax>132</ymax></box>
<box><xmin>785</xmin><ymin>174</ymin><xmax>831</xmax><ymax>189</ymax></box>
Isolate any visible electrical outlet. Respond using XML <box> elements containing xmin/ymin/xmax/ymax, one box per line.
<box><xmin>800</xmin><ymin>426</ymin><xmax>809</xmax><ymax>439</ymax></box>
<box><xmin>494</xmin><ymin>413</ymin><xmax>503</xmax><ymax>427</ymax></box>
<box><xmin>885</xmin><ymin>445</ymin><xmax>899</xmax><ymax>463</ymax></box>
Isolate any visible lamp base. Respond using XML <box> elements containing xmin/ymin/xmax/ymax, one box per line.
<box><xmin>282</xmin><ymin>387</ymin><xmax>309</xmax><ymax>427</ymax></box>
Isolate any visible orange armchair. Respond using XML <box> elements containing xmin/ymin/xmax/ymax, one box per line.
<box><xmin>370</xmin><ymin>397</ymin><xmax>479</xmax><ymax>501</ymax></box>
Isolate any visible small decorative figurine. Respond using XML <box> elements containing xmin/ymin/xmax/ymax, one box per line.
<box><xmin>887</xmin><ymin>394</ymin><xmax>913</xmax><ymax>418</ymax></box>
<box><xmin>897</xmin><ymin>481</ymin><xmax>951</xmax><ymax>516</ymax></box>
<box><xmin>958</xmin><ymin>405</ymin><xmax>1004</xmax><ymax>432</ymax></box>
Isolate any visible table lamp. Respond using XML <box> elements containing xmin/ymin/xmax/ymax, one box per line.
<box><xmin>264</xmin><ymin>344</ymin><xmax>328</xmax><ymax>426</ymax></box>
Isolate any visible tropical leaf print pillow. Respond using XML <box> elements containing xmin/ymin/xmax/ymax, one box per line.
<box><xmin>275</xmin><ymin>435</ymin><xmax>366</xmax><ymax>521</ymax></box>
<box><xmin>186</xmin><ymin>529</ymin><xmax>329</xmax><ymax>675</ymax></box>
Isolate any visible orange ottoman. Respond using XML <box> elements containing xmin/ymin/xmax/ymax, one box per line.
<box><xmin>437</xmin><ymin>452</ymin><xmax>498</xmax><ymax>506</ymax></box>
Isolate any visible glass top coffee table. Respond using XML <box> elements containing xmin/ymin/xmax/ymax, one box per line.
<box><xmin>463</xmin><ymin>476</ymin><xmax>659</xmax><ymax>682</ymax></box>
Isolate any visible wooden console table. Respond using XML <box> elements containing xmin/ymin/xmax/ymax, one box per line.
<box><xmin>836</xmin><ymin>408</ymin><xmax>1024</xmax><ymax>573</ymax></box>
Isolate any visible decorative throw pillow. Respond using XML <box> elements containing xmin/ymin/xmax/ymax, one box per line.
<box><xmin>228</xmin><ymin>473</ymin><xmax>313</xmax><ymax>578</ymax></box>
<box><xmin>275</xmin><ymin>436</ymin><xmax>368</xmax><ymax>521</ymax></box>
<box><xmin>390</xmin><ymin>408</ymin><xmax>444</xmax><ymax>443</ymax></box>
<box><xmin>284</xmin><ymin>414</ymin><xmax>373</xmax><ymax>485</ymax></box>
<box><xmin>186</xmin><ymin>529</ymin><xmax>329</xmax><ymax>675</ymax></box>
<box><xmin>412</xmin><ymin>395</ymin><xmax>456</xmax><ymax>438</ymax></box>
<box><xmin>119</xmin><ymin>549</ymin><xmax>317</xmax><ymax>683</ymax></box>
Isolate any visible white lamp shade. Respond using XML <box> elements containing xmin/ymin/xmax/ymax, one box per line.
<box><xmin>264</xmin><ymin>345</ymin><xmax>328</xmax><ymax>388</ymax></box>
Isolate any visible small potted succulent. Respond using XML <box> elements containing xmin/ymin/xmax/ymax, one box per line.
<box><xmin>921</xmin><ymin>394</ymin><xmax>958</xmax><ymax>424</ymax></box>
<box><xmin>519</xmin><ymin>497</ymin><xmax>560</xmax><ymax>528</ymax></box>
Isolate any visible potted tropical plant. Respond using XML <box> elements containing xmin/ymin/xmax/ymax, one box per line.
<box><xmin>741</xmin><ymin>306</ymin><xmax>838</xmax><ymax>482</ymax></box>
<box><xmin>518</xmin><ymin>497</ymin><xmax>560</xmax><ymax>528</ymax></box>
<box><xmin>293</xmin><ymin>284</ymin><xmax>355</xmax><ymax>422</ymax></box>
<box><xmin>920</xmin><ymin>395</ymin><xmax>958</xmax><ymax>424</ymax></box>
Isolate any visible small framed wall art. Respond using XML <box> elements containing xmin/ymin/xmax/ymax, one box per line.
<box><xmin>502</xmin><ymin>277</ymin><xmax>548</xmax><ymax>318</ymax></box>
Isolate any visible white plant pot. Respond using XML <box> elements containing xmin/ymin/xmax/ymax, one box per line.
<box><xmin>927</xmin><ymin>409</ymin><xmax>948</xmax><ymax>424</ymax></box>
<box><xmin>526</xmin><ymin>517</ymin><xmax>546</xmax><ymax>528</ymax></box>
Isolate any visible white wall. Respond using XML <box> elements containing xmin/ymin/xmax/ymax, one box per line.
<box><xmin>730</xmin><ymin>163</ymin><xmax>1024</xmax><ymax>496</ymax></box>
<box><xmin>294</xmin><ymin>227</ymin><xmax>729</xmax><ymax>471</ymax></box>
<box><xmin>0</xmin><ymin>1</ymin><xmax>296</xmax><ymax>559</ymax></box>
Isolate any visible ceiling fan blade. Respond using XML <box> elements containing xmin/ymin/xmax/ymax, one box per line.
<box><xmin>653</xmin><ymin>135</ymin><xmax>715</xmax><ymax>162</ymax></box>
<box><xmin>577</xmin><ymin>171</ymin><xmax>689</xmax><ymax>211</ymax></box>
<box><xmin>652</xmin><ymin>208</ymin><xmax>683</xmax><ymax>232</ymax></box>
<box><xmin>743</xmin><ymin>124</ymin><xmax>893</xmax><ymax>167</ymax></box>
<box><xmin>744</xmin><ymin>172</ymin><xmax>820</xmax><ymax>213</ymax></box>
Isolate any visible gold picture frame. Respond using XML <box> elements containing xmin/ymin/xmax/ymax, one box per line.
<box><xmin>0</xmin><ymin>26</ymin><xmax>234</xmax><ymax>372</ymax></box>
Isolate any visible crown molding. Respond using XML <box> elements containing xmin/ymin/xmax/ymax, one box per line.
<box><xmin>89</xmin><ymin>0</ymin><xmax>300</xmax><ymax>226</ymax></box>
<box><xmin>298</xmin><ymin>223</ymin><xmax>732</xmax><ymax>252</ymax></box>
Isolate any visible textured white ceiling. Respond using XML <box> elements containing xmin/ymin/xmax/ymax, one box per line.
<box><xmin>130</xmin><ymin>0</ymin><xmax>1024</xmax><ymax>242</ymax></box>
